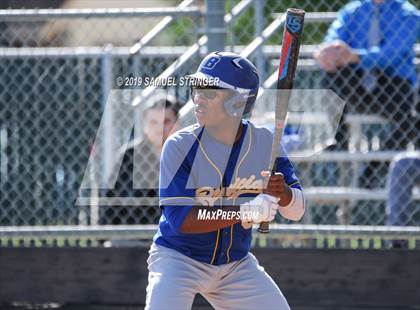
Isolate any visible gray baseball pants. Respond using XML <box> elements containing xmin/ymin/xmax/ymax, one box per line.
<box><xmin>145</xmin><ymin>244</ymin><xmax>290</xmax><ymax>310</ymax></box>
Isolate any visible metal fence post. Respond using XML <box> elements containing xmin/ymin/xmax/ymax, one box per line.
<box><xmin>254</xmin><ymin>0</ymin><xmax>266</xmax><ymax>81</ymax></box>
<box><xmin>205</xmin><ymin>0</ymin><xmax>226</xmax><ymax>52</ymax></box>
<box><xmin>97</xmin><ymin>44</ymin><xmax>114</xmax><ymax>225</ymax></box>
<box><xmin>0</xmin><ymin>127</ymin><xmax>7</xmax><ymax>182</ymax></box>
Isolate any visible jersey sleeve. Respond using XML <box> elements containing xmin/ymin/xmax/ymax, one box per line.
<box><xmin>275</xmin><ymin>144</ymin><xmax>302</xmax><ymax>190</ymax></box>
<box><xmin>159</xmin><ymin>137</ymin><xmax>196</xmax><ymax>233</ymax></box>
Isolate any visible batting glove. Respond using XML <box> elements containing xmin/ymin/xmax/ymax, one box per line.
<box><xmin>240</xmin><ymin>194</ymin><xmax>279</xmax><ymax>224</ymax></box>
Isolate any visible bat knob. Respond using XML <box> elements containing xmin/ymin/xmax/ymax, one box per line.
<box><xmin>257</xmin><ymin>222</ymin><xmax>270</xmax><ymax>233</ymax></box>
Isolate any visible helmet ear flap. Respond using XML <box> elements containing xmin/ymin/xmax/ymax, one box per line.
<box><xmin>223</xmin><ymin>88</ymin><xmax>258</xmax><ymax>117</ymax></box>
<box><xmin>223</xmin><ymin>93</ymin><xmax>247</xmax><ymax>117</ymax></box>
<box><xmin>243</xmin><ymin>87</ymin><xmax>258</xmax><ymax>116</ymax></box>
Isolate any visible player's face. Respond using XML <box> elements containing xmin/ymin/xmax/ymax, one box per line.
<box><xmin>192</xmin><ymin>88</ymin><xmax>234</xmax><ymax>127</ymax></box>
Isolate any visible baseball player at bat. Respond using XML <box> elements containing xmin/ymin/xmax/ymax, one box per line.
<box><xmin>145</xmin><ymin>52</ymin><xmax>305</xmax><ymax>310</ymax></box>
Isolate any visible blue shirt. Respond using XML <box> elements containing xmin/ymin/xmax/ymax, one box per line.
<box><xmin>154</xmin><ymin>120</ymin><xmax>302</xmax><ymax>265</ymax></box>
<box><xmin>324</xmin><ymin>0</ymin><xmax>420</xmax><ymax>86</ymax></box>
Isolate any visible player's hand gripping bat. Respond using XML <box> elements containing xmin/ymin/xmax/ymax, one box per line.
<box><xmin>258</xmin><ymin>8</ymin><xmax>305</xmax><ymax>233</ymax></box>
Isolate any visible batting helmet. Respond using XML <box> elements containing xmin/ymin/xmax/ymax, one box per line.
<box><xmin>188</xmin><ymin>51</ymin><xmax>259</xmax><ymax>117</ymax></box>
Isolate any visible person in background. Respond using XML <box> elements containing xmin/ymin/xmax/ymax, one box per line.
<box><xmin>100</xmin><ymin>94</ymin><xmax>182</xmax><ymax>225</ymax></box>
<box><xmin>314</xmin><ymin>0</ymin><xmax>420</xmax><ymax>187</ymax></box>
<box><xmin>314</xmin><ymin>0</ymin><xmax>419</xmax><ymax>150</ymax></box>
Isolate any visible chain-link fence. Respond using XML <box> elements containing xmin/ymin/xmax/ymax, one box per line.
<box><xmin>0</xmin><ymin>0</ymin><xmax>419</xmax><ymax>247</ymax></box>
<box><xmin>0</xmin><ymin>5</ymin><xmax>202</xmax><ymax>229</ymax></box>
<box><xmin>226</xmin><ymin>0</ymin><xmax>420</xmax><ymax>229</ymax></box>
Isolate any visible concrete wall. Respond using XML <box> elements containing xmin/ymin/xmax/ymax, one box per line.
<box><xmin>1</xmin><ymin>247</ymin><xmax>419</xmax><ymax>308</ymax></box>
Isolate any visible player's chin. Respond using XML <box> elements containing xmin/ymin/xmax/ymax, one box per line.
<box><xmin>196</xmin><ymin>118</ymin><xmax>205</xmax><ymax>126</ymax></box>
<box><xmin>195</xmin><ymin>112</ymin><xmax>207</xmax><ymax>126</ymax></box>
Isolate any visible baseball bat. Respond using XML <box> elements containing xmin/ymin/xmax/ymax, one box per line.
<box><xmin>258</xmin><ymin>8</ymin><xmax>305</xmax><ymax>233</ymax></box>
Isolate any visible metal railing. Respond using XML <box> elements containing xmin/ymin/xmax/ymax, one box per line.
<box><xmin>0</xmin><ymin>7</ymin><xmax>202</xmax><ymax>20</ymax></box>
<box><xmin>1</xmin><ymin>224</ymin><xmax>419</xmax><ymax>249</ymax></box>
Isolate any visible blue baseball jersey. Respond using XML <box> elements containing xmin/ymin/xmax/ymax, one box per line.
<box><xmin>153</xmin><ymin>120</ymin><xmax>301</xmax><ymax>265</ymax></box>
